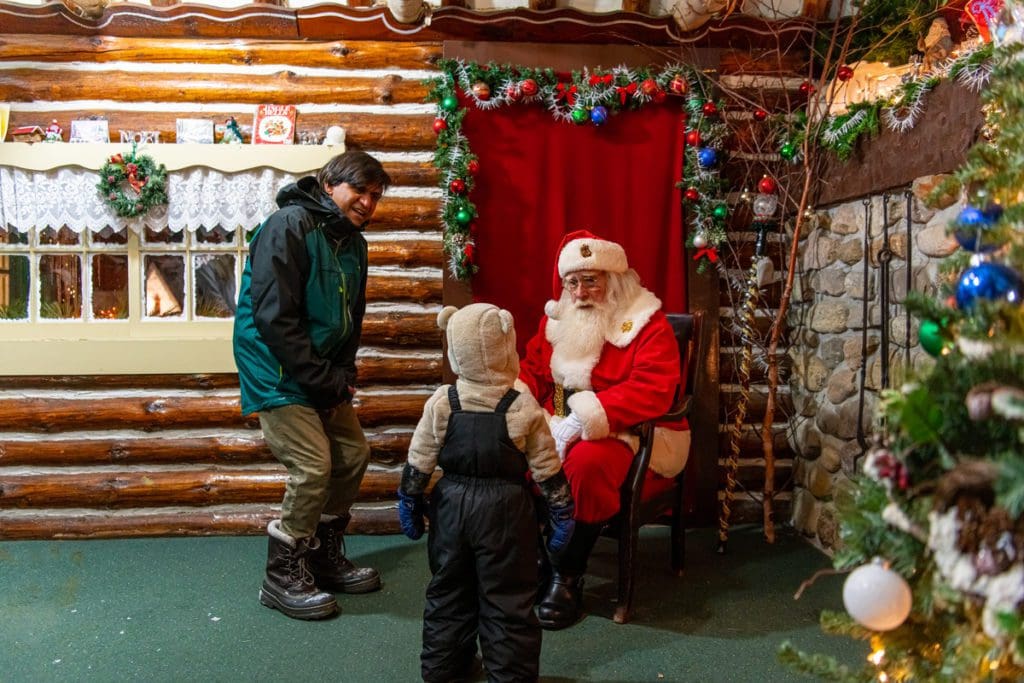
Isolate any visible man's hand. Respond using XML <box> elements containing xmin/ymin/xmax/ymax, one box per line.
<box><xmin>550</xmin><ymin>413</ymin><xmax>583</xmax><ymax>460</ymax></box>
<box><xmin>396</xmin><ymin>489</ymin><xmax>426</xmax><ymax>540</ymax></box>
<box><xmin>547</xmin><ymin>501</ymin><xmax>576</xmax><ymax>555</ymax></box>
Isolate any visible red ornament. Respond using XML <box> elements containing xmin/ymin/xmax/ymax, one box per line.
<box><xmin>432</xmin><ymin>118</ymin><xmax>448</xmax><ymax>134</ymax></box>
<box><xmin>799</xmin><ymin>80</ymin><xmax>816</xmax><ymax>96</ymax></box>
<box><xmin>640</xmin><ymin>78</ymin><xmax>659</xmax><ymax>96</ymax></box>
<box><xmin>519</xmin><ymin>79</ymin><xmax>538</xmax><ymax>97</ymax></box>
<box><xmin>471</xmin><ymin>81</ymin><xmax>491</xmax><ymax>100</ymax></box>
<box><xmin>466</xmin><ymin>159</ymin><xmax>480</xmax><ymax>175</ymax></box>
<box><xmin>684</xmin><ymin>187</ymin><xmax>700</xmax><ymax>202</ymax></box>
<box><xmin>449</xmin><ymin>178</ymin><xmax>466</xmax><ymax>194</ymax></box>
<box><xmin>463</xmin><ymin>243</ymin><xmax>475</xmax><ymax>263</ymax></box>
<box><xmin>702</xmin><ymin>101</ymin><xmax>718</xmax><ymax>117</ymax></box>
<box><xmin>757</xmin><ymin>175</ymin><xmax>777</xmax><ymax>194</ymax></box>
<box><xmin>505</xmin><ymin>84</ymin><xmax>522</xmax><ymax>102</ymax></box>
<box><xmin>753</xmin><ymin>108</ymin><xmax>768</xmax><ymax>121</ymax></box>
<box><xmin>837</xmin><ymin>65</ymin><xmax>854</xmax><ymax>82</ymax></box>
<box><xmin>653</xmin><ymin>90</ymin><xmax>667</xmax><ymax>104</ymax></box>
<box><xmin>684</xmin><ymin>130</ymin><xmax>701</xmax><ymax>147</ymax></box>
<box><xmin>669</xmin><ymin>74</ymin><xmax>688</xmax><ymax>95</ymax></box>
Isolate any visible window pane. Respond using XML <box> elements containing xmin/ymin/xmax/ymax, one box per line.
<box><xmin>143</xmin><ymin>255</ymin><xmax>184</xmax><ymax>318</ymax></box>
<box><xmin>92</xmin><ymin>254</ymin><xmax>129</xmax><ymax>320</ymax></box>
<box><xmin>92</xmin><ymin>226</ymin><xmax>128</xmax><ymax>246</ymax></box>
<box><xmin>0</xmin><ymin>254</ymin><xmax>29</xmax><ymax>319</ymax></box>
<box><xmin>0</xmin><ymin>224</ymin><xmax>29</xmax><ymax>246</ymax></box>
<box><xmin>38</xmin><ymin>226</ymin><xmax>81</xmax><ymax>246</ymax></box>
<box><xmin>39</xmin><ymin>254</ymin><xmax>82</xmax><ymax>319</ymax></box>
<box><xmin>143</xmin><ymin>227</ymin><xmax>185</xmax><ymax>245</ymax></box>
<box><xmin>194</xmin><ymin>254</ymin><xmax>236</xmax><ymax>318</ymax></box>
<box><xmin>196</xmin><ymin>225</ymin><xmax>237</xmax><ymax>245</ymax></box>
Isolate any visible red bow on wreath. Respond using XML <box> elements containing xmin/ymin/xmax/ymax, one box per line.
<box><xmin>588</xmin><ymin>74</ymin><xmax>614</xmax><ymax>87</ymax></box>
<box><xmin>694</xmin><ymin>246</ymin><xmax>719</xmax><ymax>263</ymax></box>
<box><xmin>109</xmin><ymin>153</ymin><xmax>124</xmax><ymax>165</ymax></box>
<box><xmin>555</xmin><ymin>83</ymin><xmax>578</xmax><ymax>106</ymax></box>
<box><xmin>125</xmin><ymin>162</ymin><xmax>146</xmax><ymax>195</ymax></box>
<box><xmin>615</xmin><ymin>83</ymin><xmax>638</xmax><ymax>105</ymax></box>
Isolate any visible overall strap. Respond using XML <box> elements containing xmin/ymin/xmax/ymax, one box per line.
<box><xmin>494</xmin><ymin>388</ymin><xmax>520</xmax><ymax>414</ymax></box>
<box><xmin>447</xmin><ymin>385</ymin><xmax>462</xmax><ymax>411</ymax></box>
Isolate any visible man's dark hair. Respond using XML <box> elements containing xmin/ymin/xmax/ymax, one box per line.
<box><xmin>317</xmin><ymin>150</ymin><xmax>392</xmax><ymax>192</ymax></box>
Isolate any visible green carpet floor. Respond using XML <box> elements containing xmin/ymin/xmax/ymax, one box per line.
<box><xmin>0</xmin><ymin>524</ymin><xmax>867</xmax><ymax>682</ymax></box>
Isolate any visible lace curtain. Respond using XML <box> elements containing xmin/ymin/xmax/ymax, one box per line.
<box><xmin>0</xmin><ymin>166</ymin><xmax>301</xmax><ymax>233</ymax></box>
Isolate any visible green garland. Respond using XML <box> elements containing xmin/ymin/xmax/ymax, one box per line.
<box><xmin>96</xmin><ymin>144</ymin><xmax>168</xmax><ymax>219</ymax></box>
<box><xmin>426</xmin><ymin>59</ymin><xmax>729</xmax><ymax>279</ymax></box>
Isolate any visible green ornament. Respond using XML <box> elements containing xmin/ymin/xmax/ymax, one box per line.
<box><xmin>441</xmin><ymin>94</ymin><xmax>459</xmax><ymax>112</ymax></box>
<box><xmin>454</xmin><ymin>208</ymin><xmax>472</xmax><ymax>225</ymax></box>
<box><xmin>919</xmin><ymin>319</ymin><xmax>952</xmax><ymax>357</ymax></box>
<box><xmin>571</xmin><ymin>108</ymin><xmax>589</xmax><ymax>125</ymax></box>
<box><xmin>687</xmin><ymin>97</ymin><xmax>704</xmax><ymax>112</ymax></box>
<box><xmin>713</xmin><ymin>204</ymin><xmax>728</xmax><ymax>219</ymax></box>
<box><xmin>780</xmin><ymin>143</ymin><xmax>796</xmax><ymax>160</ymax></box>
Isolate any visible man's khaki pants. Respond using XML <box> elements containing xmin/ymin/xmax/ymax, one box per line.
<box><xmin>259</xmin><ymin>402</ymin><xmax>371</xmax><ymax>540</ymax></box>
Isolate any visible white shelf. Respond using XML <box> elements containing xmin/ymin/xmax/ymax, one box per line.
<box><xmin>0</xmin><ymin>141</ymin><xmax>346</xmax><ymax>173</ymax></box>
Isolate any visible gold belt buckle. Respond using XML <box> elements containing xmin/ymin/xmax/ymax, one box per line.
<box><xmin>553</xmin><ymin>384</ymin><xmax>566</xmax><ymax>418</ymax></box>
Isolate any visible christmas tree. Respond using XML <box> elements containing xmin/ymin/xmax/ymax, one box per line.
<box><xmin>780</xmin><ymin>5</ymin><xmax>1024</xmax><ymax>681</ymax></box>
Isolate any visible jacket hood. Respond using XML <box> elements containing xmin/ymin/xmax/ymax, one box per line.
<box><xmin>276</xmin><ymin>176</ymin><xmax>360</xmax><ymax>236</ymax></box>
<box><xmin>437</xmin><ymin>303</ymin><xmax>519</xmax><ymax>386</ymax></box>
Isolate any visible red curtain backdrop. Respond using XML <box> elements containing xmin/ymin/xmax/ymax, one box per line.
<box><xmin>460</xmin><ymin>98</ymin><xmax>688</xmax><ymax>352</ymax></box>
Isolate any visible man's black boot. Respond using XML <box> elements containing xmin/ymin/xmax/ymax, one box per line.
<box><xmin>536</xmin><ymin>521</ymin><xmax>603</xmax><ymax>630</ymax></box>
<box><xmin>259</xmin><ymin>520</ymin><xmax>338</xmax><ymax>620</ymax></box>
<box><xmin>309</xmin><ymin>514</ymin><xmax>382</xmax><ymax>594</ymax></box>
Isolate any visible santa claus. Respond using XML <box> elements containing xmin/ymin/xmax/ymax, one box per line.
<box><xmin>517</xmin><ymin>229</ymin><xmax>691</xmax><ymax>630</ymax></box>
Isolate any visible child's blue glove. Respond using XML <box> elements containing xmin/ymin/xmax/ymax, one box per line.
<box><xmin>397</xmin><ymin>489</ymin><xmax>426</xmax><ymax>540</ymax></box>
<box><xmin>547</xmin><ymin>501</ymin><xmax>576</xmax><ymax>554</ymax></box>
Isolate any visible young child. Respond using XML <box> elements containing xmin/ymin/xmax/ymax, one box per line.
<box><xmin>397</xmin><ymin>303</ymin><xmax>574</xmax><ymax>683</ymax></box>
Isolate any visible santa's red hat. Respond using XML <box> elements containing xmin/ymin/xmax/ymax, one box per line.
<box><xmin>549</xmin><ymin>229</ymin><xmax>629</xmax><ymax>299</ymax></box>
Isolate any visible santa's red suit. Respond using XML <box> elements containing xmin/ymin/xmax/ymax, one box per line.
<box><xmin>518</xmin><ymin>231</ymin><xmax>690</xmax><ymax>523</ymax></box>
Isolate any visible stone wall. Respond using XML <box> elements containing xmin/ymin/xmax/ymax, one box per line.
<box><xmin>787</xmin><ymin>174</ymin><xmax>962</xmax><ymax>552</ymax></box>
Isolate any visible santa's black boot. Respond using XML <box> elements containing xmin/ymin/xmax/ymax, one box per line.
<box><xmin>309</xmin><ymin>514</ymin><xmax>382</xmax><ymax>594</ymax></box>
<box><xmin>259</xmin><ymin>520</ymin><xmax>338</xmax><ymax>620</ymax></box>
<box><xmin>536</xmin><ymin>521</ymin><xmax>603</xmax><ymax>630</ymax></box>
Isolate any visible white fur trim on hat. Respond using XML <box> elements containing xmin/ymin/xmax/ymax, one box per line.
<box><xmin>558</xmin><ymin>237</ymin><xmax>628</xmax><ymax>277</ymax></box>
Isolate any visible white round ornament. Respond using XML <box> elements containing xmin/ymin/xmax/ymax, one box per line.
<box><xmin>842</xmin><ymin>559</ymin><xmax>912</xmax><ymax>631</ymax></box>
<box><xmin>324</xmin><ymin>125</ymin><xmax>346</xmax><ymax>146</ymax></box>
<box><xmin>692</xmin><ymin>233</ymin><xmax>707</xmax><ymax>248</ymax></box>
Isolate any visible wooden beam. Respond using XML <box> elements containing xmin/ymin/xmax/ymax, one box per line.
<box><xmin>366</xmin><ymin>274</ymin><xmax>442</xmax><ymax>303</ymax></box>
<box><xmin>367</xmin><ymin>196</ymin><xmax>442</xmax><ymax>232</ymax></box>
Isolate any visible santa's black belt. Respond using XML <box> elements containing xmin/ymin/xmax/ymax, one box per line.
<box><xmin>553</xmin><ymin>384</ymin><xmax>577</xmax><ymax>418</ymax></box>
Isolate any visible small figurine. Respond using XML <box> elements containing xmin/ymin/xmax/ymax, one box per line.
<box><xmin>44</xmin><ymin>119</ymin><xmax>63</xmax><ymax>143</ymax></box>
<box><xmin>221</xmin><ymin>116</ymin><xmax>243</xmax><ymax>144</ymax></box>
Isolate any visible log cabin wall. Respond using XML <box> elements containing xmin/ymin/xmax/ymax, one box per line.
<box><xmin>0</xmin><ymin>2</ymin><xmax>809</xmax><ymax>538</ymax></box>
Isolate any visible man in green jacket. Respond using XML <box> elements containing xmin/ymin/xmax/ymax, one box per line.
<box><xmin>233</xmin><ymin>151</ymin><xmax>391</xmax><ymax>620</ymax></box>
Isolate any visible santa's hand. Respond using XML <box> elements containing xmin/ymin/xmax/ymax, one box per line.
<box><xmin>551</xmin><ymin>413</ymin><xmax>583</xmax><ymax>460</ymax></box>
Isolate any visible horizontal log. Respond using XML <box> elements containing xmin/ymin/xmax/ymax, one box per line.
<box><xmin>717</xmin><ymin>425</ymin><xmax>790</xmax><ymax>460</ymax></box>
<box><xmin>7</xmin><ymin>110</ymin><xmax>436</xmax><ymax>152</ymax></box>
<box><xmin>0</xmin><ymin>35</ymin><xmax>441</xmax><ymax>71</ymax></box>
<box><xmin>368</xmin><ymin>238</ymin><xmax>443</xmax><ymax>269</ymax></box>
<box><xmin>0</xmin><ymin>466</ymin><xmax>406</xmax><ymax>508</ymax></box>
<box><xmin>719</xmin><ymin>351</ymin><xmax>790</xmax><ymax>384</ymax></box>
<box><xmin>369</xmin><ymin>196</ymin><xmax>442</xmax><ymax>232</ymax></box>
<box><xmin>717</xmin><ymin>458</ymin><xmax>793</xmax><ymax>491</ymax></box>
<box><xmin>0</xmin><ymin>389</ymin><xmax>429</xmax><ymax>432</ymax></box>
<box><xmin>0</xmin><ymin>430</ymin><xmax>413</xmax><ymax>467</ymax></box>
<box><xmin>719</xmin><ymin>389</ymin><xmax>794</xmax><ymax>423</ymax></box>
<box><xmin>0</xmin><ymin>504</ymin><xmax>400</xmax><ymax>539</ymax></box>
<box><xmin>362</xmin><ymin>310</ymin><xmax>442</xmax><ymax>347</ymax></box>
<box><xmin>0</xmin><ymin>352</ymin><xmax>442</xmax><ymax>390</ymax></box>
<box><xmin>0</xmin><ymin>69</ymin><xmax>430</xmax><ymax>106</ymax></box>
<box><xmin>367</xmin><ymin>274</ymin><xmax>442</xmax><ymax>303</ymax></box>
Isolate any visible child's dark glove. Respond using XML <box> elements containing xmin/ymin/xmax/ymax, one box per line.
<box><xmin>397</xmin><ymin>489</ymin><xmax>426</xmax><ymax>540</ymax></box>
<box><xmin>547</xmin><ymin>501</ymin><xmax>576</xmax><ymax>554</ymax></box>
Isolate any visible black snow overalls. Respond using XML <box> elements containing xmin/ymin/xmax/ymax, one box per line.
<box><xmin>421</xmin><ymin>387</ymin><xmax>541</xmax><ymax>683</ymax></box>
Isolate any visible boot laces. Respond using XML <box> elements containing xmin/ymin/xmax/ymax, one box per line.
<box><xmin>324</xmin><ymin>527</ymin><xmax>353</xmax><ymax>568</ymax></box>
<box><xmin>290</xmin><ymin>540</ymin><xmax>318</xmax><ymax>586</ymax></box>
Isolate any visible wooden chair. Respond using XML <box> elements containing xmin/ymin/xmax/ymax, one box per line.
<box><xmin>604</xmin><ymin>311</ymin><xmax>703</xmax><ymax>624</ymax></box>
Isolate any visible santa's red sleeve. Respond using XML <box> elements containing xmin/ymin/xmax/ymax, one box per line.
<box><xmin>517</xmin><ymin>315</ymin><xmax>555</xmax><ymax>411</ymax></box>
<box><xmin>567</xmin><ymin>314</ymin><xmax>680</xmax><ymax>438</ymax></box>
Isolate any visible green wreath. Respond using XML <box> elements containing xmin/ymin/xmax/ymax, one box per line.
<box><xmin>96</xmin><ymin>145</ymin><xmax>168</xmax><ymax>218</ymax></box>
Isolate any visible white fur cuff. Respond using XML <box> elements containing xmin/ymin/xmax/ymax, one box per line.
<box><xmin>567</xmin><ymin>390</ymin><xmax>610</xmax><ymax>440</ymax></box>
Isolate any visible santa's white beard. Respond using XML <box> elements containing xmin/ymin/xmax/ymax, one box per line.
<box><xmin>548</xmin><ymin>294</ymin><xmax>613</xmax><ymax>389</ymax></box>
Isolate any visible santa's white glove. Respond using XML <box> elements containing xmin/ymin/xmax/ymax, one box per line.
<box><xmin>550</xmin><ymin>413</ymin><xmax>583</xmax><ymax>461</ymax></box>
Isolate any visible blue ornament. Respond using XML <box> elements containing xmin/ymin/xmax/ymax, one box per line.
<box><xmin>955</xmin><ymin>262</ymin><xmax>1024</xmax><ymax>310</ymax></box>
<box><xmin>954</xmin><ymin>205</ymin><xmax>1000</xmax><ymax>253</ymax></box>
<box><xmin>590</xmin><ymin>106</ymin><xmax>608</xmax><ymax>126</ymax></box>
<box><xmin>956</xmin><ymin>206</ymin><xmax>987</xmax><ymax>226</ymax></box>
<box><xmin>982</xmin><ymin>202</ymin><xmax>1004</xmax><ymax>223</ymax></box>
<box><xmin>697</xmin><ymin>147</ymin><xmax>718</xmax><ymax>168</ymax></box>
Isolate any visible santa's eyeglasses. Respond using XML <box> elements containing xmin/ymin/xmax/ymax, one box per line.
<box><xmin>562</xmin><ymin>274</ymin><xmax>604</xmax><ymax>292</ymax></box>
